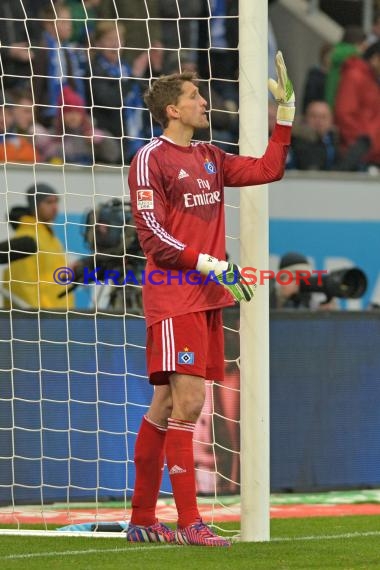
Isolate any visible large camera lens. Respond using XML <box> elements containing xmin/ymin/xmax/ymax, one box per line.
<box><xmin>300</xmin><ymin>267</ymin><xmax>367</xmax><ymax>300</ymax></box>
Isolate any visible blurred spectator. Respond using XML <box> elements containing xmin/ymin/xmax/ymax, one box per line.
<box><xmin>270</xmin><ymin>252</ymin><xmax>313</xmax><ymax>309</ymax></box>
<box><xmin>0</xmin><ymin>90</ymin><xmax>39</xmax><ymax>163</ymax></box>
<box><xmin>302</xmin><ymin>42</ymin><xmax>332</xmax><ymax>113</ymax></box>
<box><xmin>4</xmin><ymin>87</ymin><xmax>58</xmax><ymax>163</ymax></box>
<box><xmin>367</xmin><ymin>9</ymin><xmax>380</xmax><ymax>46</ymax></box>
<box><xmin>89</xmin><ymin>21</ymin><xmax>148</xmax><ymax>164</ymax></box>
<box><xmin>66</xmin><ymin>0</ymin><xmax>102</xmax><ymax>46</ymax></box>
<box><xmin>198</xmin><ymin>0</ymin><xmax>239</xmax><ymax>107</ymax></box>
<box><xmin>334</xmin><ymin>40</ymin><xmax>380</xmax><ymax>168</ymax></box>
<box><xmin>98</xmin><ymin>0</ymin><xmax>161</xmax><ymax>58</ymax></box>
<box><xmin>165</xmin><ymin>51</ymin><xmax>239</xmax><ymax>153</ymax></box>
<box><xmin>146</xmin><ymin>43</ymin><xmax>166</xmax><ymax>81</ymax></box>
<box><xmin>270</xmin><ymin>252</ymin><xmax>337</xmax><ymax>310</ymax></box>
<box><xmin>32</xmin><ymin>2</ymin><xmax>88</xmax><ymax>128</ymax></box>
<box><xmin>97</xmin><ymin>0</ymin><xmax>165</xmax><ymax>85</ymax></box>
<box><xmin>268</xmin><ymin>0</ymin><xmax>282</xmax><ymax>96</ymax></box>
<box><xmin>198</xmin><ymin>0</ymin><xmax>277</xmax><ymax>107</ymax></box>
<box><xmin>2</xmin><ymin>183</ymin><xmax>74</xmax><ymax>310</ymax></box>
<box><xmin>289</xmin><ymin>101</ymin><xmax>341</xmax><ymax>171</ymax></box>
<box><xmin>158</xmin><ymin>0</ymin><xmax>203</xmax><ymax>56</ymax></box>
<box><xmin>51</xmin><ymin>85</ymin><xmax>121</xmax><ymax>165</ymax></box>
<box><xmin>289</xmin><ymin>100</ymin><xmax>370</xmax><ymax>172</ymax></box>
<box><xmin>0</xmin><ymin>0</ymin><xmax>46</xmax><ymax>90</ymax></box>
<box><xmin>325</xmin><ymin>25</ymin><xmax>367</xmax><ymax>110</ymax></box>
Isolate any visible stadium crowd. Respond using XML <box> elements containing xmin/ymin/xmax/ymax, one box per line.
<box><xmin>0</xmin><ymin>0</ymin><xmax>380</xmax><ymax>170</ymax></box>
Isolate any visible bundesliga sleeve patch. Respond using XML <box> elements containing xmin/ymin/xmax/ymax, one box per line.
<box><xmin>137</xmin><ymin>189</ymin><xmax>154</xmax><ymax>210</ymax></box>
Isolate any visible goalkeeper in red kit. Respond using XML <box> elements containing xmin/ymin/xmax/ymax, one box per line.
<box><xmin>127</xmin><ymin>52</ymin><xmax>295</xmax><ymax>547</ymax></box>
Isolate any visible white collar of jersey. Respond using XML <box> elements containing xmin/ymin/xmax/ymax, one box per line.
<box><xmin>160</xmin><ymin>135</ymin><xmax>176</xmax><ymax>145</ymax></box>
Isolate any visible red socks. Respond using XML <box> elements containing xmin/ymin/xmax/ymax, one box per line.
<box><xmin>166</xmin><ymin>418</ymin><xmax>200</xmax><ymax>528</ymax></box>
<box><xmin>131</xmin><ymin>415</ymin><xmax>167</xmax><ymax>526</ymax></box>
<box><xmin>131</xmin><ymin>415</ymin><xmax>201</xmax><ymax>528</ymax></box>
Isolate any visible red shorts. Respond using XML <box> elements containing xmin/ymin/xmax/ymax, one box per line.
<box><xmin>146</xmin><ymin>309</ymin><xmax>225</xmax><ymax>385</ymax></box>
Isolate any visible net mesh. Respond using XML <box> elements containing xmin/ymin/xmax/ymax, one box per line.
<box><xmin>0</xmin><ymin>1</ymin><xmax>241</xmax><ymax>535</ymax></box>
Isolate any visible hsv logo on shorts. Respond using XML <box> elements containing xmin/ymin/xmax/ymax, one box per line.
<box><xmin>137</xmin><ymin>189</ymin><xmax>154</xmax><ymax>210</ymax></box>
<box><xmin>178</xmin><ymin>347</ymin><xmax>195</xmax><ymax>365</ymax></box>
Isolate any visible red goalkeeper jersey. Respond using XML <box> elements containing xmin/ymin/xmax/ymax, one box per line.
<box><xmin>128</xmin><ymin>124</ymin><xmax>291</xmax><ymax>326</ymax></box>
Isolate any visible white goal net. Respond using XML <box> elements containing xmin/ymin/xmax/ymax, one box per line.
<box><xmin>0</xmin><ymin>0</ymin><xmax>259</xmax><ymax>538</ymax></box>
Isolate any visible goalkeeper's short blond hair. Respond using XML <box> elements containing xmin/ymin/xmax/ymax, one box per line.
<box><xmin>144</xmin><ymin>72</ymin><xmax>199</xmax><ymax>129</ymax></box>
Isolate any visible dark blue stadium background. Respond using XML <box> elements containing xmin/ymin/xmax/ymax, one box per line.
<box><xmin>1</xmin><ymin>310</ymin><xmax>380</xmax><ymax>504</ymax></box>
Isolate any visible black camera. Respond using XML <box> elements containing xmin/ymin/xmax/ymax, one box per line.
<box><xmin>84</xmin><ymin>198</ymin><xmax>138</xmax><ymax>255</ymax></box>
<box><xmin>63</xmin><ymin>199</ymin><xmax>145</xmax><ymax>313</ymax></box>
<box><xmin>300</xmin><ymin>267</ymin><xmax>367</xmax><ymax>302</ymax></box>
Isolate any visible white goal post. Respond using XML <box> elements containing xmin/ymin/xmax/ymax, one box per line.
<box><xmin>0</xmin><ymin>0</ymin><xmax>270</xmax><ymax>542</ymax></box>
<box><xmin>239</xmin><ymin>0</ymin><xmax>270</xmax><ymax>542</ymax></box>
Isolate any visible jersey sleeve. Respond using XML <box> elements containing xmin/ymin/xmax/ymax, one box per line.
<box><xmin>223</xmin><ymin>124</ymin><xmax>291</xmax><ymax>187</ymax></box>
<box><xmin>128</xmin><ymin>144</ymin><xmax>199</xmax><ymax>269</ymax></box>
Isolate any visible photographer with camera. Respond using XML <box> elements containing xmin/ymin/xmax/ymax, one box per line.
<box><xmin>270</xmin><ymin>251</ymin><xmax>367</xmax><ymax>310</ymax></box>
<box><xmin>71</xmin><ymin>198</ymin><xmax>145</xmax><ymax>313</ymax></box>
<box><xmin>2</xmin><ymin>183</ymin><xmax>75</xmax><ymax>310</ymax></box>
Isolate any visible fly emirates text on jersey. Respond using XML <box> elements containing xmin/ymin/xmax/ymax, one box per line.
<box><xmin>183</xmin><ymin>180</ymin><xmax>221</xmax><ymax>208</ymax></box>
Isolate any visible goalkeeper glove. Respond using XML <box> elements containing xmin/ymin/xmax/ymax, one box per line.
<box><xmin>268</xmin><ymin>51</ymin><xmax>295</xmax><ymax>125</ymax></box>
<box><xmin>196</xmin><ymin>253</ymin><xmax>256</xmax><ymax>303</ymax></box>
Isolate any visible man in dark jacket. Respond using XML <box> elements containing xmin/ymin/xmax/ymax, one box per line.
<box><xmin>90</xmin><ymin>20</ymin><xmax>148</xmax><ymax>164</ymax></box>
<box><xmin>289</xmin><ymin>101</ymin><xmax>340</xmax><ymax>170</ymax></box>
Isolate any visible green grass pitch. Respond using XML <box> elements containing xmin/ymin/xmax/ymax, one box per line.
<box><xmin>2</xmin><ymin>516</ymin><xmax>380</xmax><ymax>570</ymax></box>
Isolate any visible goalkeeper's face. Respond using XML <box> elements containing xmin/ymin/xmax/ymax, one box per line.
<box><xmin>174</xmin><ymin>81</ymin><xmax>209</xmax><ymax>130</ymax></box>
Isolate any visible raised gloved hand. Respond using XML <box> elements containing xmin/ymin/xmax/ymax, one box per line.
<box><xmin>268</xmin><ymin>51</ymin><xmax>295</xmax><ymax>125</ymax></box>
<box><xmin>196</xmin><ymin>253</ymin><xmax>256</xmax><ymax>303</ymax></box>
